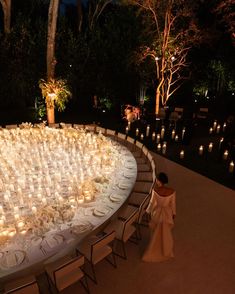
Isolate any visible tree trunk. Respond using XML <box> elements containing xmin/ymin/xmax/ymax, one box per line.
<box><xmin>77</xmin><ymin>0</ymin><xmax>83</xmax><ymax>32</ymax></box>
<box><xmin>0</xmin><ymin>0</ymin><xmax>11</xmax><ymax>34</ymax></box>
<box><xmin>47</xmin><ymin>0</ymin><xmax>59</xmax><ymax>81</ymax></box>
<box><xmin>47</xmin><ymin>107</ymin><xmax>55</xmax><ymax>124</ymax></box>
<box><xmin>46</xmin><ymin>0</ymin><xmax>59</xmax><ymax>124</ymax></box>
<box><xmin>155</xmin><ymin>89</ymin><xmax>160</xmax><ymax>115</ymax></box>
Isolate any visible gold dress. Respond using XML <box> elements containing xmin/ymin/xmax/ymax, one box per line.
<box><xmin>142</xmin><ymin>189</ymin><xmax>176</xmax><ymax>262</ymax></box>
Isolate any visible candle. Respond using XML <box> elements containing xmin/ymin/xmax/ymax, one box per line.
<box><xmin>8</xmin><ymin>229</ymin><xmax>16</xmax><ymax>237</ymax></box>
<box><xmin>14</xmin><ymin>214</ymin><xmax>20</xmax><ymax>220</ymax></box>
<box><xmin>208</xmin><ymin>142</ymin><xmax>213</xmax><ymax>152</ymax></box>
<box><xmin>180</xmin><ymin>150</ymin><xmax>184</xmax><ymax>159</ymax></box>
<box><xmin>152</xmin><ymin>132</ymin><xmax>156</xmax><ymax>141</ymax></box>
<box><xmin>175</xmin><ymin>135</ymin><xmax>179</xmax><ymax>142</ymax></box>
<box><xmin>223</xmin><ymin>150</ymin><xmax>229</xmax><ymax>160</ymax></box>
<box><xmin>171</xmin><ymin>129</ymin><xmax>175</xmax><ymax>140</ymax></box>
<box><xmin>0</xmin><ymin>205</ymin><xmax>3</xmax><ymax>214</ymax></box>
<box><xmin>17</xmin><ymin>220</ymin><xmax>25</xmax><ymax>228</ymax></box>
<box><xmin>42</xmin><ymin>197</ymin><xmax>47</xmax><ymax>205</ymax></box>
<box><xmin>128</xmin><ymin>121</ymin><xmax>131</xmax><ymax>130</ymax></box>
<box><xmin>156</xmin><ymin>134</ymin><xmax>161</xmax><ymax>143</ymax></box>
<box><xmin>213</xmin><ymin>120</ymin><xmax>217</xmax><ymax>131</ymax></box>
<box><xmin>136</xmin><ymin>128</ymin><xmax>139</xmax><ymax>137</ymax></box>
<box><xmin>182</xmin><ymin>127</ymin><xmax>186</xmax><ymax>140</ymax></box>
<box><xmin>77</xmin><ymin>197</ymin><xmax>84</xmax><ymax>204</ymax></box>
<box><xmin>162</xmin><ymin>142</ymin><xmax>167</xmax><ymax>154</ymax></box>
<box><xmin>216</xmin><ymin>125</ymin><xmax>221</xmax><ymax>134</ymax></box>
<box><xmin>0</xmin><ymin>219</ymin><xmax>4</xmax><ymax>226</ymax></box>
<box><xmin>58</xmin><ymin>196</ymin><xmax>63</xmax><ymax>203</ymax></box>
<box><xmin>125</xmin><ymin>126</ymin><xmax>128</xmax><ymax>134</ymax></box>
<box><xmin>140</xmin><ymin>133</ymin><xmax>144</xmax><ymax>140</ymax></box>
<box><xmin>146</xmin><ymin>125</ymin><xmax>150</xmax><ymax>137</ymax></box>
<box><xmin>199</xmin><ymin>145</ymin><xmax>204</xmax><ymax>155</ymax></box>
<box><xmin>160</xmin><ymin>127</ymin><xmax>165</xmax><ymax>139</ymax></box>
<box><xmin>219</xmin><ymin>137</ymin><xmax>224</xmax><ymax>150</ymax></box>
<box><xmin>223</xmin><ymin>122</ymin><xmax>226</xmax><ymax>132</ymax></box>
<box><xmin>229</xmin><ymin>161</ymin><xmax>234</xmax><ymax>173</ymax></box>
<box><xmin>32</xmin><ymin>206</ymin><xmax>37</xmax><ymax>214</ymax></box>
<box><xmin>209</xmin><ymin>127</ymin><xmax>213</xmax><ymax>134</ymax></box>
<box><xmin>157</xmin><ymin>143</ymin><xmax>161</xmax><ymax>152</ymax></box>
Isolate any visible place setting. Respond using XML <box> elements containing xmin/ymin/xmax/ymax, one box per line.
<box><xmin>0</xmin><ymin>249</ymin><xmax>27</xmax><ymax>270</ymax></box>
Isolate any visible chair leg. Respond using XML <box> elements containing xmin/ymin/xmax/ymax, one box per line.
<box><xmin>105</xmin><ymin>252</ymin><xmax>117</xmax><ymax>268</ymax></box>
<box><xmin>113</xmin><ymin>240</ymin><xmax>127</xmax><ymax>260</ymax></box>
<box><xmin>80</xmin><ymin>274</ymin><xmax>90</xmax><ymax>294</ymax></box>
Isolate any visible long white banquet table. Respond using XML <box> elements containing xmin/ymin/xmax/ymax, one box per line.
<box><xmin>0</xmin><ymin>126</ymin><xmax>137</xmax><ymax>284</ymax></box>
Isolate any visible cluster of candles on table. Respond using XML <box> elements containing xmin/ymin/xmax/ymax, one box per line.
<box><xmin>0</xmin><ymin>127</ymin><xmax>120</xmax><ymax>239</ymax></box>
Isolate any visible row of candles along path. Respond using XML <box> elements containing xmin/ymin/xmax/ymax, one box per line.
<box><xmin>156</xmin><ymin>141</ymin><xmax>234</xmax><ymax>173</ymax></box>
<box><xmin>125</xmin><ymin>119</ymin><xmax>228</xmax><ymax>141</ymax></box>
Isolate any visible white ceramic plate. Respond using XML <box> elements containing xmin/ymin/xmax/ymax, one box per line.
<box><xmin>0</xmin><ymin>250</ymin><xmax>26</xmax><ymax>268</ymax></box>
<box><xmin>93</xmin><ymin>207</ymin><xmax>109</xmax><ymax>217</ymax></box>
<box><xmin>110</xmin><ymin>194</ymin><xmax>123</xmax><ymax>202</ymax></box>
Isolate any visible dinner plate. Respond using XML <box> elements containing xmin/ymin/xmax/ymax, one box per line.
<box><xmin>0</xmin><ymin>250</ymin><xmax>26</xmax><ymax>268</ymax></box>
<box><xmin>93</xmin><ymin>207</ymin><xmax>110</xmax><ymax>217</ymax></box>
<box><xmin>71</xmin><ymin>222</ymin><xmax>93</xmax><ymax>235</ymax></box>
<box><xmin>43</xmin><ymin>234</ymin><xmax>64</xmax><ymax>249</ymax></box>
<box><xmin>31</xmin><ymin>236</ymin><xmax>42</xmax><ymax>247</ymax></box>
<box><xmin>109</xmin><ymin>194</ymin><xmax>123</xmax><ymax>202</ymax></box>
<box><xmin>123</xmin><ymin>171</ymin><xmax>136</xmax><ymax>178</ymax></box>
<box><xmin>118</xmin><ymin>181</ymin><xmax>130</xmax><ymax>189</ymax></box>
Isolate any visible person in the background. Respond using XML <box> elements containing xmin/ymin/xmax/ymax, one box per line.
<box><xmin>142</xmin><ymin>172</ymin><xmax>176</xmax><ymax>262</ymax></box>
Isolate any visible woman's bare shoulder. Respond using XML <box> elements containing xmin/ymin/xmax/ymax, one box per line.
<box><xmin>155</xmin><ymin>186</ymin><xmax>175</xmax><ymax>197</ymax></box>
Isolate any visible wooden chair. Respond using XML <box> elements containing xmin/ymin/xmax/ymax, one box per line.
<box><xmin>48</xmin><ymin>123</ymin><xmax>60</xmax><ymax>128</ymax></box>
<box><xmin>96</xmin><ymin>126</ymin><xmax>106</xmax><ymax>135</ymax></box>
<box><xmin>76</xmin><ymin>231</ymin><xmax>116</xmax><ymax>284</ymax></box>
<box><xmin>73</xmin><ymin>124</ymin><xmax>85</xmax><ymax>129</ymax></box>
<box><xmin>5</xmin><ymin>124</ymin><xmax>18</xmax><ymax>129</ymax></box>
<box><xmin>103</xmin><ymin>210</ymin><xmax>138</xmax><ymax>259</ymax></box>
<box><xmin>4</xmin><ymin>275</ymin><xmax>40</xmax><ymax>294</ymax></box>
<box><xmin>45</xmin><ymin>255</ymin><xmax>89</xmax><ymax>293</ymax></box>
<box><xmin>84</xmin><ymin>125</ymin><xmax>96</xmax><ymax>132</ymax></box>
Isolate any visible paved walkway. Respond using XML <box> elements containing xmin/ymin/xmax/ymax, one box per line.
<box><xmin>38</xmin><ymin>153</ymin><xmax>235</xmax><ymax>294</ymax></box>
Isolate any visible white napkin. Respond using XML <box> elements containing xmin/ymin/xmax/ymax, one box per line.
<box><xmin>46</xmin><ymin>235</ymin><xmax>63</xmax><ymax>248</ymax></box>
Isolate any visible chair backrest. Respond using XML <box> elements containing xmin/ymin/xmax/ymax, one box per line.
<box><xmin>5</xmin><ymin>124</ymin><xmax>18</xmax><ymax>129</ymax></box>
<box><xmin>142</xmin><ymin>145</ymin><xmax>148</xmax><ymax>156</ymax></box>
<box><xmin>106</xmin><ymin>129</ymin><xmax>116</xmax><ymax>136</ymax></box>
<box><xmin>73</xmin><ymin>124</ymin><xmax>84</xmax><ymax>129</ymax></box>
<box><xmin>96</xmin><ymin>126</ymin><xmax>106</xmax><ymax>134</ymax></box>
<box><xmin>91</xmin><ymin>231</ymin><xmax>115</xmax><ymax>262</ymax></box>
<box><xmin>135</xmin><ymin>140</ymin><xmax>143</xmax><ymax>149</ymax></box>
<box><xmin>126</xmin><ymin>136</ymin><xmax>135</xmax><ymax>144</ymax></box>
<box><xmin>60</xmin><ymin>123</ymin><xmax>72</xmax><ymax>128</ymax></box>
<box><xmin>85</xmin><ymin>125</ymin><xmax>96</xmax><ymax>132</ymax></box>
<box><xmin>122</xmin><ymin>210</ymin><xmax>138</xmax><ymax>241</ymax></box>
<box><xmin>138</xmin><ymin>194</ymin><xmax>151</xmax><ymax>225</ymax></box>
<box><xmin>54</xmin><ymin>256</ymin><xmax>84</xmax><ymax>283</ymax></box>
<box><xmin>117</xmin><ymin>133</ymin><xmax>126</xmax><ymax>141</ymax></box>
<box><xmin>147</xmin><ymin>151</ymin><xmax>153</xmax><ymax>162</ymax></box>
<box><xmin>4</xmin><ymin>277</ymin><xmax>39</xmax><ymax>294</ymax></box>
<box><xmin>48</xmin><ymin>123</ymin><xmax>60</xmax><ymax>128</ymax></box>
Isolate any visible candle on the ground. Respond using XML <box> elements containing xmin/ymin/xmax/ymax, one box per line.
<box><xmin>156</xmin><ymin>134</ymin><xmax>160</xmax><ymax>143</ymax></box>
<box><xmin>146</xmin><ymin>125</ymin><xmax>150</xmax><ymax>137</ymax></box>
<box><xmin>152</xmin><ymin>132</ymin><xmax>156</xmax><ymax>141</ymax></box>
<box><xmin>199</xmin><ymin>145</ymin><xmax>204</xmax><ymax>155</ymax></box>
<box><xmin>223</xmin><ymin>150</ymin><xmax>228</xmax><ymax>160</ymax></box>
<box><xmin>160</xmin><ymin>127</ymin><xmax>165</xmax><ymax>139</ymax></box>
<box><xmin>171</xmin><ymin>129</ymin><xmax>175</xmax><ymax>140</ymax></box>
<box><xmin>209</xmin><ymin>127</ymin><xmax>213</xmax><ymax>134</ymax></box>
<box><xmin>136</xmin><ymin>128</ymin><xmax>139</xmax><ymax>137</ymax></box>
<box><xmin>180</xmin><ymin>150</ymin><xmax>184</xmax><ymax>159</ymax></box>
<box><xmin>216</xmin><ymin>125</ymin><xmax>221</xmax><ymax>134</ymax></box>
<box><xmin>229</xmin><ymin>161</ymin><xmax>234</xmax><ymax>173</ymax></box>
<box><xmin>208</xmin><ymin>142</ymin><xmax>213</xmax><ymax>152</ymax></box>
<box><xmin>157</xmin><ymin>143</ymin><xmax>161</xmax><ymax>152</ymax></box>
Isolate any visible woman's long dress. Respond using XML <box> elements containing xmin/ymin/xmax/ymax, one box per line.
<box><xmin>142</xmin><ymin>189</ymin><xmax>176</xmax><ymax>262</ymax></box>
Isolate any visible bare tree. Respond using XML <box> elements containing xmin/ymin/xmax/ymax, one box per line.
<box><xmin>0</xmin><ymin>0</ymin><xmax>11</xmax><ymax>34</ymax></box>
<box><xmin>125</xmin><ymin>0</ymin><xmax>201</xmax><ymax>115</ymax></box>
<box><xmin>46</xmin><ymin>0</ymin><xmax>59</xmax><ymax>123</ymax></box>
<box><xmin>88</xmin><ymin>0</ymin><xmax>112</xmax><ymax>30</ymax></box>
<box><xmin>47</xmin><ymin>0</ymin><xmax>59</xmax><ymax>81</ymax></box>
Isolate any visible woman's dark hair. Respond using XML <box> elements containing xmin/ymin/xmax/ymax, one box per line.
<box><xmin>157</xmin><ymin>172</ymin><xmax>168</xmax><ymax>184</ymax></box>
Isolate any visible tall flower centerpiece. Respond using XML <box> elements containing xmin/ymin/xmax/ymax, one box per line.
<box><xmin>39</xmin><ymin>78</ymin><xmax>72</xmax><ymax>124</ymax></box>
